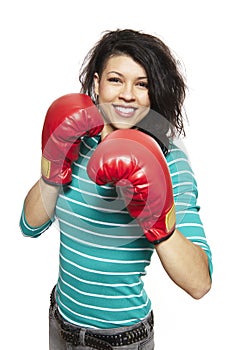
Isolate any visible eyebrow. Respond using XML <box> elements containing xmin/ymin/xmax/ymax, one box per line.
<box><xmin>107</xmin><ymin>71</ymin><xmax>148</xmax><ymax>80</ymax></box>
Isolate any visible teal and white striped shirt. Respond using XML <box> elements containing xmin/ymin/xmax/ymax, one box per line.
<box><xmin>20</xmin><ymin>135</ymin><xmax>213</xmax><ymax>329</ymax></box>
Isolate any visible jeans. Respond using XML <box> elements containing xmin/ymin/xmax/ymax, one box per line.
<box><xmin>49</xmin><ymin>290</ymin><xmax>154</xmax><ymax>350</ymax></box>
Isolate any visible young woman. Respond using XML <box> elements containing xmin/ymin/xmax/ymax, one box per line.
<box><xmin>20</xmin><ymin>29</ymin><xmax>212</xmax><ymax>350</ymax></box>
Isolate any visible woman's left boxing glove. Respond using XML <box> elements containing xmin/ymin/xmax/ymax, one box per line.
<box><xmin>87</xmin><ymin>129</ymin><xmax>176</xmax><ymax>244</ymax></box>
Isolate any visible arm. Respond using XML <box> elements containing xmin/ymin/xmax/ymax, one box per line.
<box><xmin>87</xmin><ymin>129</ymin><xmax>212</xmax><ymax>299</ymax></box>
<box><xmin>155</xmin><ymin>229</ymin><xmax>211</xmax><ymax>299</ymax></box>
<box><xmin>158</xmin><ymin>144</ymin><xmax>213</xmax><ymax>298</ymax></box>
<box><xmin>24</xmin><ymin>178</ymin><xmax>60</xmax><ymax>227</ymax></box>
<box><xmin>21</xmin><ymin>93</ymin><xmax>104</xmax><ymax>228</ymax></box>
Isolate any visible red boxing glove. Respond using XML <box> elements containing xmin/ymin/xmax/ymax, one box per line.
<box><xmin>41</xmin><ymin>93</ymin><xmax>104</xmax><ymax>185</ymax></box>
<box><xmin>87</xmin><ymin>129</ymin><xmax>176</xmax><ymax>244</ymax></box>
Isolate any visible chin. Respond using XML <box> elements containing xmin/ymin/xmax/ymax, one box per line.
<box><xmin>111</xmin><ymin>121</ymin><xmax>135</xmax><ymax>130</ymax></box>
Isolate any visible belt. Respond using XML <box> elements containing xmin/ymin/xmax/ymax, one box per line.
<box><xmin>50</xmin><ymin>287</ymin><xmax>154</xmax><ymax>350</ymax></box>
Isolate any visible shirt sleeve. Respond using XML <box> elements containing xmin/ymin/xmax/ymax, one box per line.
<box><xmin>19</xmin><ymin>207</ymin><xmax>53</xmax><ymax>238</ymax></box>
<box><xmin>166</xmin><ymin>144</ymin><xmax>213</xmax><ymax>277</ymax></box>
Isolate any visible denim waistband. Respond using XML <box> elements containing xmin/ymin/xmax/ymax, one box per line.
<box><xmin>50</xmin><ymin>286</ymin><xmax>154</xmax><ymax>349</ymax></box>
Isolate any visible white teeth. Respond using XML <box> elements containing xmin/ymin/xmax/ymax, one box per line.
<box><xmin>115</xmin><ymin>106</ymin><xmax>135</xmax><ymax>113</ymax></box>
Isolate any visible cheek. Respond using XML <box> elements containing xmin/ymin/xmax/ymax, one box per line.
<box><xmin>98</xmin><ymin>85</ymin><xmax>117</xmax><ymax>103</ymax></box>
<box><xmin>139</xmin><ymin>92</ymin><xmax>150</xmax><ymax>107</ymax></box>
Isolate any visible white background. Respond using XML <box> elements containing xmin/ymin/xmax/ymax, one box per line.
<box><xmin>1</xmin><ymin>0</ymin><xmax>232</xmax><ymax>348</ymax></box>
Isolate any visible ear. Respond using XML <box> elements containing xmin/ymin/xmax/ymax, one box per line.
<box><xmin>93</xmin><ymin>73</ymin><xmax>100</xmax><ymax>96</ymax></box>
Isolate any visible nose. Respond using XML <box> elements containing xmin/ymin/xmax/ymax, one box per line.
<box><xmin>119</xmin><ymin>83</ymin><xmax>135</xmax><ymax>101</ymax></box>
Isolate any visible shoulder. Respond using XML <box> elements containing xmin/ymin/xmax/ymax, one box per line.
<box><xmin>165</xmin><ymin>140</ymin><xmax>198</xmax><ymax>195</ymax></box>
<box><xmin>166</xmin><ymin>140</ymin><xmax>195</xmax><ymax>176</ymax></box>
<box><xmin>166</xmin><ymin>140</ymin><xmax>191</xmax><ymax>169</ymax></box>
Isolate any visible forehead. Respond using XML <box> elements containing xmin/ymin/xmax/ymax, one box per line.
<box><xmin>103</xmin><ymin>54</ymin><xmax>147</xmax><ymax>77</ymax></box>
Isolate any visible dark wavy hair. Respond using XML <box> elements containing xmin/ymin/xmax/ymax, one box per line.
<box><xmin>79</xmin><ymin>29</ymin><xmax>187</xmax><ymax>139</ymax></box>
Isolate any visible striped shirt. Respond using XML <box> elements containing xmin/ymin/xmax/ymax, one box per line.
<box><xmin>20</xmin><ymin>134</ymin><xmax>213</xmax><ymax>329</ymax></box>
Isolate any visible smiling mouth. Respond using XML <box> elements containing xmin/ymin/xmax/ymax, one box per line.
<box><xmin>113</xmin><ymin>105</ymin><xmax>137</xmax><ymax>118</ymax></box>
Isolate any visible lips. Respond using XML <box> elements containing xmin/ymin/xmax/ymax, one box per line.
<box><xmin>113</xmin><ymin>105</ymin><xmax>137</xmax><ymax>118</ymax></box>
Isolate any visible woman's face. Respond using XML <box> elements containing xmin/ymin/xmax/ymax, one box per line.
<box><xmin>94</xmin><ymin>55</ymin><xmax>150</xmax><ymax>137</ymax></box>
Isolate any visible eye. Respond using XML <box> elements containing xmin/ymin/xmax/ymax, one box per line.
<box><xmin>137</xmin><ymin>81</ymin><xmax>149</xmax><ymax>89</ymax></box>
<box><xmin>107</xmin><ymin>77</ymin><xmax>122</xmax><ymax>83</ymax></box>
